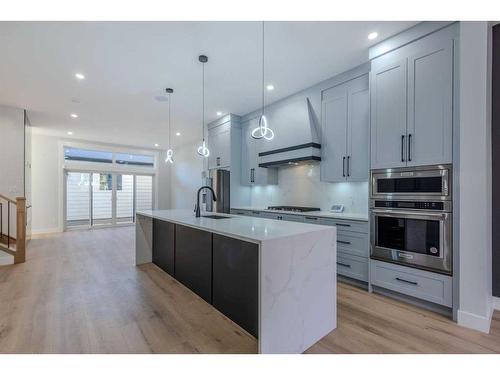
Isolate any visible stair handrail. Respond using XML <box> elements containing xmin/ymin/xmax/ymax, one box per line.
<box><xmin>0</xmin><ymin>195</ymin><xmax>26</xmax><ymax>264</ymax></box>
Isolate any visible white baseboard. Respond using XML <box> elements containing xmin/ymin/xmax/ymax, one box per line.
<box><xmin>457</xmin><ymin>309</ymin><xmax>492</xmax><ymax>333</ymax></box>
<box><xmin>493</xmin><ymin>296</ymin><xmax>500</xmax><ymax>311</ymax></box>
<box><xmin>0</xmin><ymin>252</ymin><xmax>14</xmax><ymax>266</ymax></box>
<box><xmin>30</xmin><ymin>227</ymin><xmax>62</xmax><ymax>235</ymax></box>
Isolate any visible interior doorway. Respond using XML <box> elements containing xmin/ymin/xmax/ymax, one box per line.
<box><xmin>64</xmin><ymin>171</ymin><xmax>153</xmax><ymax>229</ymax></box>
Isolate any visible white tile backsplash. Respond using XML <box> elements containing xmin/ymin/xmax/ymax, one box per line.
<box><xmin>249</xmin><ymin>163</ymin><xmax>368</xmax><ymax>214</ymax></box>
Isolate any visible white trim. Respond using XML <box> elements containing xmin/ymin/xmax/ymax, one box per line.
<box><xmin>31</xmin><ymin>227</ymin><xmax>62</xmax><ymax>235</ymax></box>
<box><xmin>457</xmin><ymin>309</ymin><xmax>492</xmax><ymax>333</ymax></box>
<box><xmin>493</xmin><ymin>296</ymin><xmax>500</xmax><ymax>311</ymax></box>
<box><xmin>0</xmin><ymin>252</ymin><xmax>14</xmax><ymax>266</ymax></box>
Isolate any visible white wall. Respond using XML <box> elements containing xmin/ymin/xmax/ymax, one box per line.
<box><xmin>169</xmin><ymin>140</ymin><xmax>204</xmax><ymax>209</ymax></box>
<box><xmin>31</xmin><ymin>132</ymin><xmax>167</xmax><ymax>234</ymax></box>
<box><xmin>31</xmin><ymin>133</ymin><xmax>60</xmax><ymax>233</ymax></box>
<box><xmin>249</xmin><ymin>164</ymin><xmax>368</xmax><ymax>214</ymax></box>
<box><xmin>0</xmin><ymin>104</ymin><xmax>25</xmax><ymax>238</ymax></box>
<box><xmin>458</xmin><ymin>21</ymin><xmax>494</xmax><ymax>333</ymax></box>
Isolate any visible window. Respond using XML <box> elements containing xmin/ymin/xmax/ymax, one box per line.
<box><xmin>115</xmin><ymin>153</ymin><xmax>154</xmax><ymax>167</ymax></box>
<box><xmin>64</xmin><ymin>147</ymin><xmax>113</xmax><ymax>163</ymax></box>
<box><xmin>64</xmin><ymin>147</ymin><xmax>155</xmax><ymax>168</ymax></box>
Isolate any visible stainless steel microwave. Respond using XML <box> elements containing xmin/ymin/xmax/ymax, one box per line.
<box><xmin>371</xmin><ymin>164</ymin><xmax>452</xmax><ymax>201</ymax></box>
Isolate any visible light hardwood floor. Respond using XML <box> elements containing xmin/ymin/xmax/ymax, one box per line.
<box><xmin>0</xmin><ymin>226</ymin><xmax>499</xmax><ymax>354</ymax></box>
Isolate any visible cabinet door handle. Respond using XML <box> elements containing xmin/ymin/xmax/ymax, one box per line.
<box><xmin>401</xmin><ymin>135</ymin><xmax>405</xmax><ymax>162</ymax></box>
<box><xmin>250</xmin><ymin>168</ymin><xmax>254</xmax><ymax>183</ymax></box>
<box><xmin>336</xmin><ymin>223</ymin><xmax>351</xmax><ymax>227</ymax></box>
<box><xmin>347</xmin><ymin>156</ymin><xmax>350</xmax><ymax>177</ymax></box>
<box><xmin>252</xmin><ymin>211</ymin><xmax>260</xmax><ymax>215</ymax></box>
<box><xmin>337</xmin><ymin>262</ymin><xmax>351</xmax><ymax>268</ymax></box>
<box><xmin>408</xmin><ymin>134</ymin><xmax>412</xmax><ymax>162</ymax></box>
<box><xmin>342</xmin><ymin>156</ymin><xmax>346</xmax><ymax>177</ymax></box>
<box><xmin>216</xmin><ymin>156</ymin><xmax>220</xmax><ymax>166</ymax></box>
<box><xmin>395</xmin><ymin>277</ymin><xmax>418</xmax><ymax>286</ymax></box>
<box><xmin>337</xmin><ymin>240</ymin><xmax>351</xmax><ymax>245</ymax></box>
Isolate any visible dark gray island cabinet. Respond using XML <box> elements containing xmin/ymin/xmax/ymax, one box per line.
<box><xmin>136</xmin><ymin>209</ymin><xmax>336</xmax><ymax>354</ymax></box>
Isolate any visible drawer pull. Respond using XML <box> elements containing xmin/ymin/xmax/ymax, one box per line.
<box><xmin>336</xmin><ymin>223</ymin><xmax>351</xmax><ymax>227</ymax></box>
<box><xmin>305</xmin><ymin>217</ymin><xmax>318</xmax><ymax>220</ymax></box>
<box><xmin>395</xmin><ymin>277</ymin><xmax>418</xmax><ymax>286</ymax></box>
<box><xmin>252</xmin><ymin>211</ymin><xmax>261</xmax><ymax>215</ymax></box>
<box><xmin>337</xmin><ymin>240</ymin><xmax>352</xmax><ymax>245</ymax></box>
<box><xmin>337</xmin><ymin>262</ymin><xmax>351</xmax><ymax>268</ymax></box>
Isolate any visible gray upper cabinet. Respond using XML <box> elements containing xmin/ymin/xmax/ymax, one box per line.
<box><xmin>206</xmin><ymin>114</ymin><xmax>242</xmax><ymax>171</ymax></box>
<box><xmin>321</xmin><ymin>74</ymin><xmax>369</xmax><ymax>182</ymax></box>
<box><xmin>370</xmin><ymin>59</ymin><xmax>408</xmax><ymax>169</ymax></box>
<box><xmin>208</xmin><ymin>123</ymin><xmax>231</xmax><ymax>169</ymax></box>
<box><xmin>321</xmin><ymin>85</ymin><xmax>347</xmax><ymax>182</ymax></box>
<box><xmin>346</xmin><ymin>76</ymin><xmax>370</xmax><ymax>181</ymax></box>
<box><xmin>407</xmin><ymin>39</ymin><xmax>453</xmax><ymax>166</ymax></box>
<box><xmin>370</xmin><ymin>30</ymin><xmax>454</xmax><ymax>170</ymax></box>
<box><xmin>241</xmin><ymin>118</ymin><xmax>278</xmax><ymax>186</ymax></box>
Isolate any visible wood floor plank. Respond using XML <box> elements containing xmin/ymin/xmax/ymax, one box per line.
<box><xmin>0</xmin><ymin>226</ymin><xmax>498</xmax><ymax>354</ymax></box>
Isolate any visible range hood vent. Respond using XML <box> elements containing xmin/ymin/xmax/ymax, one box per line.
<box><xmin>258</xmin><ymin>143</ymin><xmax>321</xmax><ymax>168</ymax></box>
<box><xmin>256</xmin><ymin>97</ymin><xmax>321</xmax><ymax>168</ymax></box>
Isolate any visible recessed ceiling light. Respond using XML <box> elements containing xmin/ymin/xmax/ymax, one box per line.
<box><xmin>216</xmin><ymin>111</ymin><xmax>222</xmax><ymax>116</ymax></box>
<box><xmin>70</xmin><ymin>113</ymin><xmax>78</xmax><ymax>118</ymax></box>
<box><xmin>75</xmin><ymin>73</ymin><xmax>85</xmax><ymax>80</ymax></box>
<box><xmin>154</xmin><ymin>143</ymin><xmax>159</xmax><ymax>147</ymax></box>
<box><xmin>368</xmin><ymin>32</ymin><xmax>378</xmax><ymax>40</ymax></box>
<box><xmin>266</xmin><ymin>84</ymin><xmax>274</xmax><ymax>91</ymax></box>
<box><xmin>176</xmin><ymin>132</ymin><xmax>181</xmax><ymax>136</ymax></box>
<box><xmin>67</xmin><ymin>131</ymin><xmax>73</xmax><ymax>135</ymax></box>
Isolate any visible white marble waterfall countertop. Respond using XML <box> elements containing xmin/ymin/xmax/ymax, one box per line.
<box><xmin>136</xmin><ymin>209</ymin><xmax>332</xmax><ymax>243</ymax></box>
<box><xmin>232</xmin><ymin>206</ymin><xmax>369</xmax><ymax>221</ymax></box>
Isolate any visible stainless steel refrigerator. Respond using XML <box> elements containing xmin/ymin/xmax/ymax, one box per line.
<box><xmin>203</xmin><ymin>169</ymin><xmax>230</xmax><ymax>213</ymax></box>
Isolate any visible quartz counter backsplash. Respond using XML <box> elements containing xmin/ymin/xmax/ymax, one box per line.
<box><xmin>249</xmin><ymin>163</ymin><xmax>368</xmax><ymax>214</ymax></box>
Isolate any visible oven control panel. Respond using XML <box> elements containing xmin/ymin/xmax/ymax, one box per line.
<box><xmin>374</xmin><ymin>200</ymin><xmax>444</xmax><ymax>210</ymax></box>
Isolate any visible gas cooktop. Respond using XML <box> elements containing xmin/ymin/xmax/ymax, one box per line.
<box><xmin>267</xmin><ymin>206</ymin><xmax>321</xmax><ymax>213</ymax></box>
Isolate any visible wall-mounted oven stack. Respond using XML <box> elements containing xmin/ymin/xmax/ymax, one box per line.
<box><xmin>370</xmin><ymin>165</ymin><xmax>452</xmax><ymax>275</ymax></box>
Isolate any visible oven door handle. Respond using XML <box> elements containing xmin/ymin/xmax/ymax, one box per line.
<box><xmin>371</xmin><ymin>209</ymin><xmax>449</xmax><ymax>219</ymax></box>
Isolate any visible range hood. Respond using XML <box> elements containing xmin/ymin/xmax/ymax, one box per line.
<box><xmin>257</xmin><ymin>97</ymin><xmax>321</xmax><ymax>168</ymax></box>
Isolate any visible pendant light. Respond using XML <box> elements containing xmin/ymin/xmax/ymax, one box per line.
<box><xmin>197</xmin><ymin>55</ymin><xmax>210</xmax><ymax>157</ymax></box>
<box><xmin>165</xmin><ymin>88</ymin><xmax>174</xmax><ymax>164</ymax></box>
<box><xmin>251</xmin><ymin>21</ymin><xmax>275</xmax><ymax>141</ymax></box>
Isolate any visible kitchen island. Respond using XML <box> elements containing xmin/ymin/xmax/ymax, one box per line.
<box><xmin>135</xmin><ymin>209</ymin><xmax>336</xmax><ymax>354</ymax></box>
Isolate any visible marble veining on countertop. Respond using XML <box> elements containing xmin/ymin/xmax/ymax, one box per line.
<box><xmin>136</xmin><ymin>209</ymin><xmax>335</xmax><ymax>243</ymax></box>
<box><xmin>231</xmin><ymin>206</ymin><xmax>368</xmax><ymax>221</ymax></box>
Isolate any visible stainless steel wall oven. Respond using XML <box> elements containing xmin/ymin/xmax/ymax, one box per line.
<box><xmin>370</xmin><ymin>165</ymin><xmax>452</xmax><ymax>275</ymax></box>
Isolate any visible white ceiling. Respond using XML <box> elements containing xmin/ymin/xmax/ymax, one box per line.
<box><xmin>0</xmin><ymin>21</ymin><xmax>416</xmax><ymax>149</ymax></box>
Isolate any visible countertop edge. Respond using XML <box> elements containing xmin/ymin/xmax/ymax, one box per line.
<box><xmin>136</xmin><ymin>211</ymin><xmax>335</xmax><ymax>244</ymax></box>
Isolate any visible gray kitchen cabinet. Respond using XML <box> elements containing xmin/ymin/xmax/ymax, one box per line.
<box><xmin>208</xmin><ymin>123</ymin><xmax>231</xmax><ymax>169</ymax></box>
<box><xmin>321</xmin><ymin>85</ymin><xmax>347</xmax><ymax>182</ymax></box>
<box><xmin>370</xmin><ymin>259</ymin><xmax>452</xmax><ymax>307</ymax></box>
<box><xmin>346</xmin><ymin>77</ymin><xmax>370</xmax><ymax>181</ymax></box>
<box><xmin>241</xmin><ymin>118</ymin><xmax>278</xmax><ymax>186</ymax></box>
<box><xmin>406</xmin><ymin>39</ymin><xmax>453</xmax><ymax>166</ymax></box>
<box><xmin>370</xmin><ymin>58</ymin><xmax>408</xmax><ymax>169</ymax></box>
<box><xmin>370</xmin><ymin>30</ymin><xmax>454</xmax><ymax>169</ymax></box>
<box><xmin>321</xmin><ymin>74</ymin><xmax>369</xmax><ymax>182</ymax></box>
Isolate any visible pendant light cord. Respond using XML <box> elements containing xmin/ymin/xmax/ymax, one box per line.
<box><xmin>202</xmin><ymin>61</ymin><xmax>205</xmax><ymax>142</ymax></box>
<box><xmin>262</xmin><ymin>21</ymin><xmax>265</xmax><ymax>118</ymax></box>
<box><xmin>168</xmin><ymin>92</ymin><xmax>171</xmax><ymax>149</ymax></box>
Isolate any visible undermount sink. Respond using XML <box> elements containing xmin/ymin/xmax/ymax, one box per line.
<box><xmin>201</xmin><ymin>215</ymin><xmax>232</xmax><ymax>219</ymax></box>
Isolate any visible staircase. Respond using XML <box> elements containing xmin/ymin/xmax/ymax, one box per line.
<box><xmin>0</xmin><ymin>194</ymin><xmax>26</xmax><ymax>265</ymax></box>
